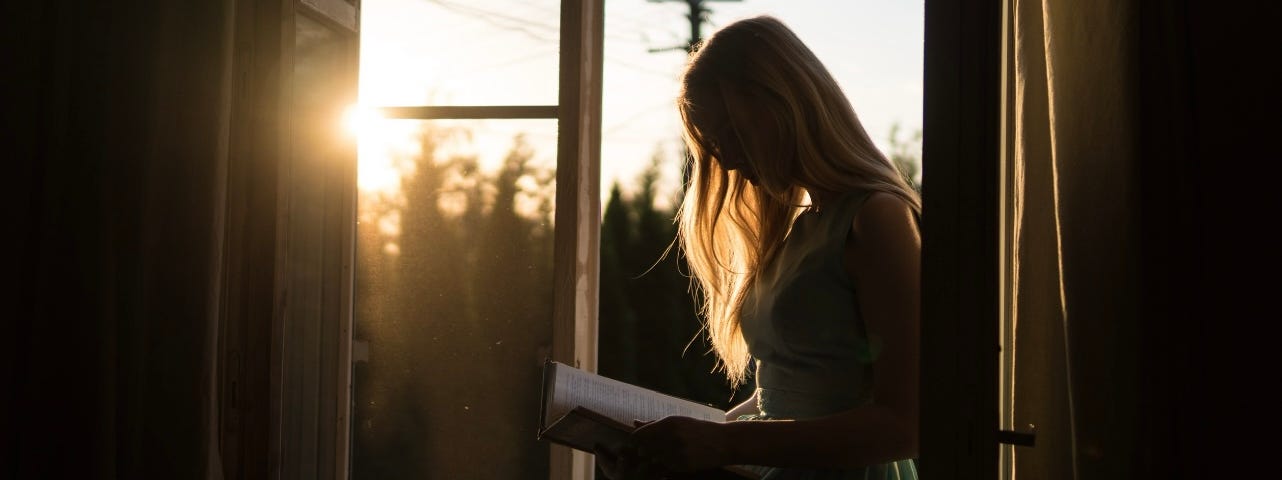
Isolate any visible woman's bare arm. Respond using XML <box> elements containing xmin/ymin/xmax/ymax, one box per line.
<box><xmin>724</xmin><ymin>390</ymin><xmax>759</xmax><ymax>421</ymax></box>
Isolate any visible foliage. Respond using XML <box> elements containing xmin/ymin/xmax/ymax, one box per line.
<box><xmin>887</xmin><ymin>122</ymin><xmax>923</xmax><ymax>193</ymax></box>
<box><xmin>353</xmin><ymin>127</ymin><xmax>555</xmax><ymax>478</ymax></box>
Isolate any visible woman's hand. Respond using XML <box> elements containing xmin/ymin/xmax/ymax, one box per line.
<box><xmin>594</xmin><ymin>442</ymin><xmax>668</xmax><ymax>480</ymax></box>
<box><xmin>630</xmin><ymin>416</ymin><xmax>734</xmax><ymax>473</ymax></box>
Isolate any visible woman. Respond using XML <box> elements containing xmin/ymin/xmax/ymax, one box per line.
<box><xmin>596</xmin><ymin>15</ymin><xmax>921</xmax><ymax>480</ymax></box>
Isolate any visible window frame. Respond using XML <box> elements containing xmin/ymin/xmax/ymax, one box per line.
<box><xmin>920</xmin><ymin>0</ymin><xmax>1003</xmax><ymax>479</ymax></box>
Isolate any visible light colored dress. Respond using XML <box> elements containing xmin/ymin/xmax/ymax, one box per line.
<box><xmin>735</xmin><ymin>191</ymin><xmax>919</xmax><ymax>480</ymax></box>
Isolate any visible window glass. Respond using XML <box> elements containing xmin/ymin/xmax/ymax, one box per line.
<box><xmin>359</xmin><ymin>0</ymin><xmax>560</xmax><ymax>107</ymax></box>
<box><xmin>287</xmin><ymin>13</ymin><xmax>351</xmax><ymax>478</ymax></box>
<box><xmin>354</xmin><ymin>1</ymin><xmax>561</xmax><ymax>476</ymax></box>
<box><xmin>353</xmin><ymin>118</ymin><xmax>557</xmax><ymax>478</ymax></box>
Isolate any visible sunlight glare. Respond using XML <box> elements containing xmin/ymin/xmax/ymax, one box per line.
<box><xmin>346</xmin><ymin>103</ymin><xmax>411</xmax><ymax>193</ymax></box>
<box><xmin>344</xmin><ymin>104</ymin><xmax>383</xmax><ymax>138</ymax></box>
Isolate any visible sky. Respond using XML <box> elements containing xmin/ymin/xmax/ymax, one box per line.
<box><xmin>353</xmin><ymin>0</ymin><xmax>923</xmax><ymax>205</ymax></box>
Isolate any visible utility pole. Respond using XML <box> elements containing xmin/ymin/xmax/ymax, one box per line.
<box><xmin>647</xmin><ymin>0</ymin><xmax>742</xmax><ymax>53</ymax></box>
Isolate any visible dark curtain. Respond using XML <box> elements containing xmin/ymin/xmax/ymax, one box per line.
<box><xmin>1132</xmin><ymin>1</ymin><xmax>1278</xmax><ymax>477</ymax></box>
<box><xmin>1009</xmin><ymin>0</ymin><xmax>1277</xmax><ymax>478</ymax></box>
<box><xmin>4</xmin><ymin>0</ymin><xmax>234</xmax><ymax>478</ymax></box>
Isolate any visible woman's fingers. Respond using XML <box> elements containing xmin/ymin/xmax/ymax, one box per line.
<box><xmin>596</xmin><ymin>443</ymin><xmax>668</xmax><ymax>480</ymax></box>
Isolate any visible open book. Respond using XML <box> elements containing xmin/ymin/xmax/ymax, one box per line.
<box><xmin>537</xmin><ymin>360</ymin><xmax>762</xmax><ymax>479</ymax></box>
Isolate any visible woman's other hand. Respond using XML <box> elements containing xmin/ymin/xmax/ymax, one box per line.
<box><xmin>595</xmin><ymin>441</ymin><xmax>668</xmax><ymax>480</ymax></box>
<box><xmin>630</xmin><ymin>416</ymin><xmax>734</xmax><ymax>474</ymax></box>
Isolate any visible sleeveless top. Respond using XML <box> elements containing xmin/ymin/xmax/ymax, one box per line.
<box><xmin>735</xmin><ymin>191</ymin><xmax>919</xmax><ymax>480</ymax></box>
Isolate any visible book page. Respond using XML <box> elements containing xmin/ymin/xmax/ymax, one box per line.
<box><xmin>546</xmin><ymin>362</ymin><xmax>725</xmax><ymax>427</ymax></box>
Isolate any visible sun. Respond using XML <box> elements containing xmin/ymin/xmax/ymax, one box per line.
<box><xmin>343</xmin><ymin>104</ymin><xmax>408</xmax><ymax>193</ymax></box>
<box><xmin>344</xmin><ymin>104</ymin><xmax>383</xmax><ymax>139</ymax></box>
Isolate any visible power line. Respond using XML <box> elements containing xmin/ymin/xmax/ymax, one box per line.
<box><xmin>603</xmin><ymin>100</ymin><xmax>676</xmax><ymax>135</ymax></box>
<box><xmin>605</xmin><ymin>55</ymin><xmax>681</xmax><ymax>78</ymax></box>
<box><xmin>424</xmin><ymin>0</ymin><xmax>558</xmax><ymax>43</ymax></box>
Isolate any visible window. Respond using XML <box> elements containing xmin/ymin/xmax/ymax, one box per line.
<box><xmin>350</xmin><ymin>1</ymin><xmax>601</xmax><ymax>478</ymax></box>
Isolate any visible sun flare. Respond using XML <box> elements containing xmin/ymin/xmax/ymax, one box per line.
<box><xmin>345</xmin><ymin>103</ymin><xmax>410</xmax><ymax>193</ymax></box>
<box><xmin>344</xmin><ymin>104</ymin><xmax>383</xmax><ymax>138</ymax></box>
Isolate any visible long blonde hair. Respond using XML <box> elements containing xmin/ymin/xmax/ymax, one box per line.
<box><xmin>676</xmin><ymin>16</ymin><xmax>922</xmax><ymax>388</ymax></box>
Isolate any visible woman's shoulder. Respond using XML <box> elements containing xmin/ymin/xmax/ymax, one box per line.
<box><xmin>829</xmin><ymin>190</ymin><xmax>910</xmax><ymax>220</ymax></box>
<box><xmin>850</xmin><ymin>192</ymin><xmax>918</xmax><ymax>240</ymax></box>
<box><xmin>858</xmin><ymin>191</ymin><xmax>914</xmax><ymax>214</ymax></box>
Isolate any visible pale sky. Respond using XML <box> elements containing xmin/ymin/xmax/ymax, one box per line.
<box><xmin>353</xmin><ymin>0</ymin><xmax>923</xmax><ymax>205</ymax></box>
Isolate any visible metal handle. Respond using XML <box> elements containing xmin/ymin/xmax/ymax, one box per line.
<box><xmin>997</xmin><ymin>425</ymin><xmax>1037</xmax><ymax>447</ymax></box>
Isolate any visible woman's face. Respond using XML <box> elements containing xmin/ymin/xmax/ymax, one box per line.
<box><xmin>710</xmin><ymin>122</ymin><xmax>756</xmax><ymax>184</ymax></box>
<box><xmin>695</xmin><ymin>95</ymin><xmax>758</xmax><ymax>185</ymax></box>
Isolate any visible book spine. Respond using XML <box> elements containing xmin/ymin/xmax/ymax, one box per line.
<box><xmin>537</xmin><ymin>358</ymin><xmax>555</xmax><ymax>436</ymax></box>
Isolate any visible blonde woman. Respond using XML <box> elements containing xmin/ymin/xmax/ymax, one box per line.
<box><xmin>595</xmin><ymin>15</ymin><xmax>921</xmax><ymax>480</ymax></box>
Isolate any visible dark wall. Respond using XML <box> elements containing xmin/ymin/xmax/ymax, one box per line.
<box><xmin>4</xmin><ymin>1</ymin><xmax>233</xmax><ymax>478</ymax></box>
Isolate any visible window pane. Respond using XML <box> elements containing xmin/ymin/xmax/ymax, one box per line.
<box><xmin>352</xmin><ymin>118</ymin><xmax>557</xmax><ymax>478</ymax></box>
<box><xmin>287</xmin><ymin>13</ymin><xmax>351</xmax><ymax>479</ymax></box>
<box><xmin>359</xmin><ymin>0</ymin><xmax>560</xmax><ymax>107</ymax></box>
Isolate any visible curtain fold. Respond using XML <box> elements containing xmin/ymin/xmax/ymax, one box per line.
<box><xmin>1010</xmin><ymin>0</ymin><xmax>1140</xmax><ymax>478</ymax></box>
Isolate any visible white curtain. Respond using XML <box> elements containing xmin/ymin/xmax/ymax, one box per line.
<box><xmin>1009</xmin><ymin>0</ymin><xmax>1140</xmax><ymax>478</ymax></box>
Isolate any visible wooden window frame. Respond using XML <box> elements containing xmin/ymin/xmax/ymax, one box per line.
<box><xmin>920</xmin><ymin>0</ymin><xmax>1003</xmax><ymax>479</ymax></box>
